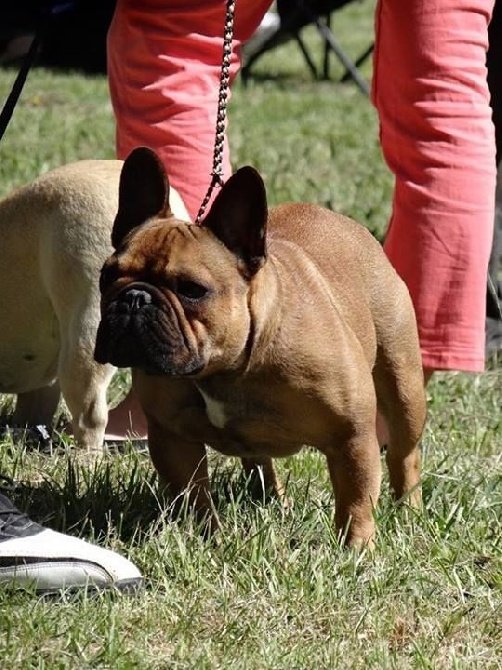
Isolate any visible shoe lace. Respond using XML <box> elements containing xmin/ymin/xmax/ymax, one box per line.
<box><xmin>0</xmin><ymin>474</ymin><xmax>32</xmax><ymax>532</ymax></box>
<box><xmin>0</xmin><ymin>473</ymin><xmax>19</xmax><ymax>494</ymax></box>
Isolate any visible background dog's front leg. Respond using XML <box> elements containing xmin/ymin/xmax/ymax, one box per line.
<box><xmin>13</xmin><ymin>383</ymin><xmax>61</xmax><ymax>426</ymax></box>
<box><xmin>58</xmin><ymin>352</ymin><xmax>114</xmax><ymax>451</ymax></box>
<box><xmin>147</xmin><ymin>419</ymin><xmax>217</xmax><ymax>533</ymax></box>
<box><xmin>326</xmin><ymin>432</ymin><xmax>382</xmax><ymax>549</ymax></box>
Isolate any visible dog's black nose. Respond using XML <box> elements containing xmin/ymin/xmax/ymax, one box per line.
<box><xmin>123</xmin><ymin>288</ymin><xmax>152</xmax><ymax>311</ymax></box>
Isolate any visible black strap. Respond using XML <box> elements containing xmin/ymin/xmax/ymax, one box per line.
<box><xmin>0</xmin><ymin>1</ymin><xmax>81</xmax><ymax>142</ymax></box>
<box><xmin>0</xmin><ymin>12</ymin><xmax>51</xmax><ymax>142</ymax></box>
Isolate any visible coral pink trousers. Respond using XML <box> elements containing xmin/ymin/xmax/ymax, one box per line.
<box><xmin>107</xmin><ymin>0</ymin><xmax>496</xmax><ymax>372</ymax></box>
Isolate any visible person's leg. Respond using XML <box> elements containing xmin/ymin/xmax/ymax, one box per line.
<box><xmin>105</xmin><ymin>0</ymin><xmax>271</xmax><ymax>440</ymax></box>
<box><xmin>0</xmin><ymin>477</ymin><xmax>142</xmax><ymax>593</ymax></box>
<box><xmin>105</xmin><ymin>390</ymin><xmax>147</xmax><ymax>442</ymax></box>
<box><xmin>107</xmin><ymin>0</ymin><xmax>272</xmax><ymax>220</ymax></box>
<box><xmin>373</xmin><ymin>0</ymin><xmax>496</xmax><ymax>375</ymax></box>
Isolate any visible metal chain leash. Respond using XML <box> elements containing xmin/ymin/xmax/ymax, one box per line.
<box><xmin>195</xmin><ymin>0</ymin><xmax>236</xmax><ymax>225</ymax></box>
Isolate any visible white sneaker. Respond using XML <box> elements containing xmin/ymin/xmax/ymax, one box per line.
<box><xmin>242</xmin><ymin>12</ymin><xmax>281</xmax><ymax>60</ymax></box>
<box><xmin>0</xmin><ymin>490</ymin><xmax>143</xmax><ymax>594</ymax></box>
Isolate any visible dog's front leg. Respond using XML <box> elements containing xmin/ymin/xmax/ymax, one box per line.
<box><xmin>133</xmin><ymin>372</ymin><xmax>219</xmax><ymax>533</ymax></box>
<box><xmin>147</xmin><ymin>419</ymin><xmax>218</xmax><ymax>534</ymax></box>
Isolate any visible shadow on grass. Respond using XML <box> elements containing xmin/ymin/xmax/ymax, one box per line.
<box><xmin>4</xmin><ymin>452</ymin><xmax>299</xmax><ymax>547</ymax></box>
<box><xmin>7</xmin><ymin>457</ymin><xmax>160</xmax><ymax>545</ymax></box>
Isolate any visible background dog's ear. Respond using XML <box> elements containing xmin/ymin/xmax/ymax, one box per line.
<box><xmin>111</xmin><ymin>147</ymin><xmax>172</xmax><ymax>249</ymax></box>
<box><xmin>202</xmin><ymin>166</ymin><xmax>268</xmax><ymax>276</ymax></box>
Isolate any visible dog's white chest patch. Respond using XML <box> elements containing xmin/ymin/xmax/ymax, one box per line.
<box><xmin>197</xmin><ymin>387</ymin><xmax>228</xmax><ymax>429</ymax></box>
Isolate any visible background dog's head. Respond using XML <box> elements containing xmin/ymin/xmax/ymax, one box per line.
<box><xmin>94</xmin><ymin>147</ymin><xmax>268</xmax><ymax>378</ymax></box>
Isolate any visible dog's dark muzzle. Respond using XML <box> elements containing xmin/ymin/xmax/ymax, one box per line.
<box><xmin>94</xmin><ymin>283</ymin><xmax>204</xmax><ymax>376</ymax></box>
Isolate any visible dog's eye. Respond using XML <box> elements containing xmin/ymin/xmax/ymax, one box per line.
<box><xmin>175</xmin><ymin>279</ymin><xmax>209</xmax><ymax>301</ymax></box>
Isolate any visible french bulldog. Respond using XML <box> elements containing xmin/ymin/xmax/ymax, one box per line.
<box><xmin>95</xmin><ymin>147</ymin><xmax>426</xmax><ymax>547</ymax></box>
<box><xmin>0</xmin><ymin>158</ymin><xmax>188</xmax><ymax>449</ymax></box>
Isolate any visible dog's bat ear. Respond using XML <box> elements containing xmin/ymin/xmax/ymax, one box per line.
<box><xmin>202</xmin><ymin>166</ymin><xmax>268</xmax><ymax>276</ymax></box>
<box><xmin>111</xmin><ymin>147</ymin><xmax>172</xmax><ymax>249</ymax></box>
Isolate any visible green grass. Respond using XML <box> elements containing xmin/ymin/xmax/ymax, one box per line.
<box><xmin>0</xmin><ymin>3</ymin><xmax>501</xmax><ymax>667</ymax></box>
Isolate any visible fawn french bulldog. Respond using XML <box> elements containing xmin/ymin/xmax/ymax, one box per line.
<box><xmin>95</xmin><ymin>147</ymin><xmax>426</xmax><ymax>547</ymax></box>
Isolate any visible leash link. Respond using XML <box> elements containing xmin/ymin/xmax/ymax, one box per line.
<box><xmin>195</xmin><ymin>0</ymin><xmax>236</xmax><ymax>225</ymax></box>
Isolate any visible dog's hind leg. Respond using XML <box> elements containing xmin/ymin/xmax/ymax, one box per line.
<box><xmin>373</xmin><ymin>334</ymin><xmax>426</xmax><ymax>510</ymax></box>
<box><xmin>241</xmin><ymin>456</ymin><xmax>286</xmax><ymax>503</ymax></box>
<box><xmin>326</xmin><ymin>427</ymin><xmax>382</xmax><ymax>549</ymax></box>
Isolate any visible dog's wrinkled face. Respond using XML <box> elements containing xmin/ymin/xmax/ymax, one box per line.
<box><xmin>94</xmin><ymin>147</ymin><xmax>268</xmax><ymax>378</ymax></box>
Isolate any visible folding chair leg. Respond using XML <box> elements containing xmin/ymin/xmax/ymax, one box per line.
<box><xmin>323</xmin><ymin>13</ymin><xmax>332</xmax><ymax>80</ymax></box>
<box><xmin>242</xmin><ymin>2</ymin><xmax>372</xmax><ymax>96</ymax></box>
<box><xmin>340</xmin><ymin>43</ymin><xmax>374</xmax><ymax>84</ymax></box>
<box><xmin>295</xmin><ymin>34</ymin><xmax>319</xmax><ymax>79</ymax></box>
<box><xmin>314</xmin><ymin>18</ymin><xmax>370</xmax><ymax>94</ymax></box>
